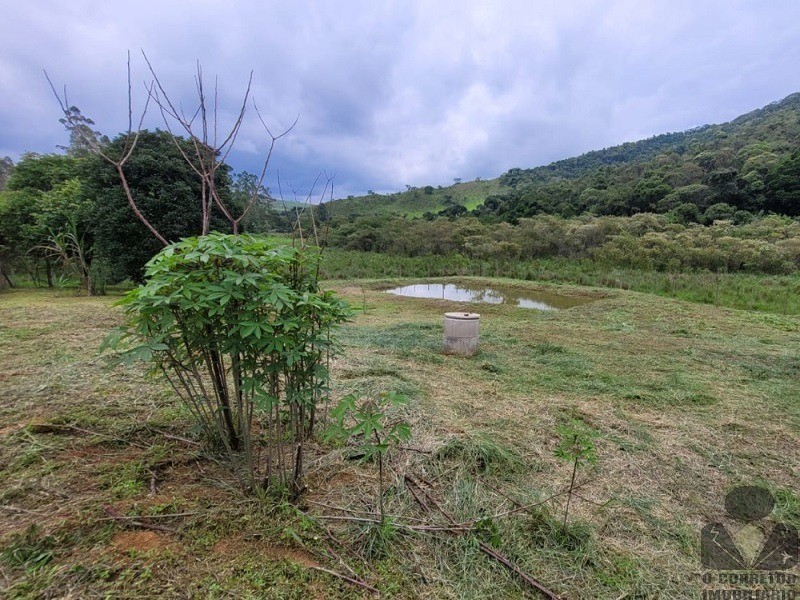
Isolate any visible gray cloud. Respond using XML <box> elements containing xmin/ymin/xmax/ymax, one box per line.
<box><xmin>2</xmin><ymin>0</ymin><xmax>800</xmax><ymax>198</ymax></box>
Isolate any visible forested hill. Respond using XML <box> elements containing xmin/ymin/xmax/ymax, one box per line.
<box><xmin>327</xmin><ymin>92</ymin><xmax>800</xmax><ymax>223</ymax></box>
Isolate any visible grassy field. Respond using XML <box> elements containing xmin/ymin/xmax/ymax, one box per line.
<box><xmin>327</xmin><ymin>179</ymin><xmax>505</xmax><ymax>220</ymax></box>
<box><xmin>1</xmin><ymin>280</ymin><xmax>799</xmax><ymax>598</ymax></box>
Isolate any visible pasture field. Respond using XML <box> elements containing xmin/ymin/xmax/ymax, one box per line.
<box><xmin>1</xmin><ymin>279</ymin><xmax>799</xmax><ymax>598</ymax></box>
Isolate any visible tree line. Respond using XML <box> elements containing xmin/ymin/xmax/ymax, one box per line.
<box><xmin>325</xmin><ymin>213</ymin><xmax>800</xmax><ymax>275</ymax></box>
<box><xmin>0</xmin><ymin>131</ymin><xmax>290</xmax><ymax>291</ymax></box>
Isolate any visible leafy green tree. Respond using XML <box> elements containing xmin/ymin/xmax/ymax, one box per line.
<box><xmin>7</xmin><ymin>153</ymin><xmax>82</xmax><ymax>193</ymax></box>
<box><xmin>0</xmin><ymin>190</ymin><xmax>39</xmax><ymax>286</ymax></box>
<box><xmin>702</xmin><ymin>203</ymin><xmax>737</xmax><ymax>224</ymax></box>
<box><xmin>83</xmin><ymin>130</ymin><xmax>232</xmax><ymax>282</ymax></box>
<box><xmin>765</xmin><ymin>151</ymin><xmax>800</xmax><ymax>216</ymax></box>
<box><xmin>2</xmin><ymin>154</ymin><xmax>86</xmax><ymax>286</ymax></box>
<box><xmin>629</xmin><ymin>178</ymin><xmax>672</xmax><ymax>213</ymax></box>
<box><xmin>668</xmin><ymin>203</ymin><xmax>701</xmax><ymax>224</ymax></box>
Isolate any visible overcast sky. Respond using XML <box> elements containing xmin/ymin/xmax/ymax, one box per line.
<box><xmin>2</xmin><ymin>1</ymin><xmax>800</xmax><ymax>199</ymax></box>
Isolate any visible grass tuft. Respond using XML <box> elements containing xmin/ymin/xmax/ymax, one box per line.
<box><xmin>434</xmin><ymin>433</ymin><xmax>524</xmax><ymax>476</ymax></box>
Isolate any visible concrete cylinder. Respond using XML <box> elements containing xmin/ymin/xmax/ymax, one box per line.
<box><xmin>443</xmin><ymin>312</ymin><xmax>480</xmax><ymax>356</ymax></box>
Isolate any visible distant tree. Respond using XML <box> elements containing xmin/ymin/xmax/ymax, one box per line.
<box><xmin>423</xmin><ymin>185</ymin><xmax>434</xmax><ymax>195</ymax></box>
<box><xmin>629</xmin><ymin>177</ymin><xmax>672</xmax><ymax>213</ymax></box>
<box><xmin>0</xmin><ymin>157</ymin><xmax>13</xmax><ymax>191</ymax></box>
<box><xmin>702</xmin><ymin>203</ymin><xmax>737</xmax><ymax>224</ymax></box>
<box><xmin>7</xmin><ymin>153</ymin><xmax>82</xmax><ymax>192</ymax></box>
<box><xmin>5</xmin><ymin>153</ymin><xmax>86</xmax><ymax>287</ymax></box>
<box><xmin>438</xmin><ymin>204</ymin><xmax>467</xmax><ymax>218</ymax></box>
<box><xmin>668</xmin><ymin>203</ymin><xmax>700</xmax><ymax>224</ymax></box>
<box><xmin>315</xmin><ymin>201</ymin><xmax>329</xmax><ymax>224</ymax></box>
<box><xmin>56</xmin><ymin>106</ymin><xmax>109</xmax><ymax>157</ymax></box>
<box><xmin>0</xmin><ymin>189</ymin><xmax>41</xmax><ymax>286</ymax></box>
<box><xmin>453</xmin><ymin>178</ymin><xmax>462</xmax><ymax>184</ymax></box>
<box><xmin>765</xmin><ymin>151</ymin><xmax>800</xmax><ymax>216</ymax></box>
<box><xmin>83</xmin><ymin>130</ymin><xmax>232</xmax><ymax>282</ymax></box>
<box><xmin>228</xmin><ymin>170</ymin><xmax>284</xmax><ymax>232</ymax></box>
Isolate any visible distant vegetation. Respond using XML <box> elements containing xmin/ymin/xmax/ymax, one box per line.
<box><xmin>0</xmin><ymin>132</ymin><xmax>297</xmax><ymax>290</ymax></box>
<box><xmin>327</xmin><ymin>92</ymin><xmax>800</xmax><ymax>223</ymax></box>
<box><xmin>312</xmin><ymin>93</ymin><xmax>800</xmax><ymax>315</ymax></box>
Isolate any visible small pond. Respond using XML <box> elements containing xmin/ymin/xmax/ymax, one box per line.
<box><xmin>386</xmin><ymin>283</ymin><xmax>591</xmax><ymax>310</ymax></box>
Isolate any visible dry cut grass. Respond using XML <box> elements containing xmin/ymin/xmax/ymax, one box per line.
<box><xmin>1</xmin><ymin>281</ymin><xmax>799</xmax><ymax>599</ymax></box>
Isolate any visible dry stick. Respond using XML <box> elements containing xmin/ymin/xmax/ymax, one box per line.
<box><xmin>98</xmin><ymin>511</ymin><xmax>201</xmax><ymax>521</ymax></box>
<box><xmin>314</xmin><ymin>526</ymin><xmax>379</xmax><ymax>591</ymax></box>
<box><xmin>404</xmin><ymin>475</ymin><xmax>562</xmax><ymax>600</ymax></box>
<box><xmin>309</xmin><ymin>565</ymin><xmax>378</xmax><ymax>594</ymax></box>
<box><xmin>482</xmin><ymin>480</ymin><xmax>527</xmax><ymax>511</ymax></box>
<box><xmin>313</xmin><ymin>514</ymin><xmax>464</xmax><ymax>533</ymax></box>
<box><xmin>103</xmin><ymin>506</ymin><xmax>178</xmax><ymax>534</ymax></box>
<box><xmin>305</xmin><ymin>499</ymin><xmax>431</xmax><ymax>525</ymax></box>
<box><xmin>491</xmin><ymin>478</ymin><xmax>594</xmax><ymax>520</ymax></box>
<box><xmin>0</xmin><ymin>505</ymin><xmax>44</xmax><ymax>514</ymax></box>
<box><xmin>145</xmin><ymin>426</ymin><xmax>201</xmax><ymax>446</ymax></box>
<box><xmin>32</xmin><ymin>423</ymin><xmax>150</xmax><ymax>450</ymax></box>
<box><xmin>320</xmin><ymin>522</ymin><xmax>377</xmax><ymax>576</ymax></box>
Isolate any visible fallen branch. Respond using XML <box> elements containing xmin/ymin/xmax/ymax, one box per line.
<box><xmin>309</xmin><ymin>565</ymin><xmax>378</xmax><ymax>594</ymax></box>
<box><xmin>28</xmin><ymin>423</ymin><xmax>150</xmax><ymax>449</ymax></box>
<box><xmin>0</xmin><ymin>504</ymin><xmax>44</xmax><ymax>514</ymax></box>
<box><xmin>98</xmin><ymin>510</ymin><xmax>201</xmax><ymax>520</ymax></box>
<box><xmin>404</xmin><ymin>475</ymin><xmax>562</xmax><ymax>600</ymax></box>
<box><xmin>102</xmin><ymin>506</ymin><xmax>179</xmax><ymax>534</ymax></box>
<box><xmin>478</xmin><ymin>540</ymin><xmax>563</xmax><ymax>600</ymax></box>
<box><xmin>146</xmin><ymin>426</ymin><xmax>202</xmax><ymax>446</ymax></box>
<box><xmin>491</xmin><ymin>478</ymin><xmax>594</xmax><ymax>520</ymax></box>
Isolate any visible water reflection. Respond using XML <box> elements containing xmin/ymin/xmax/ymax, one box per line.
<box><xmin>386</xmin><ymin>283</ymin><xmax>590</xmax><ymax>310</ymax></box>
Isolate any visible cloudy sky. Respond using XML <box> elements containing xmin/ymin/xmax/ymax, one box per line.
<box><xmin>2</xmin><ymin>1</ymin><xmax>800</xmax><ymax>199</ymax></box>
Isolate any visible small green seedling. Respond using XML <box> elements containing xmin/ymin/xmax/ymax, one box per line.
<box><xmin>326</xmin><ymin>391</ymin><xmax>411</xmax><ymax>523</ymax></box>
<box><xmin>554</xmin><ymin>420</ymin><xmax>598</xmax><ymax>527</ymax></box>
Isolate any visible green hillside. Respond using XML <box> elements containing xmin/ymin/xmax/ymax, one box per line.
<box><xmin>327</xmin><ymin>92</ymin><xmax>800</xmax><ymax>223</ymax></box>
<box><xmin>327</xmin><ymin>178</ymin><xmax>505</xmax><ymax>220</ymax></box>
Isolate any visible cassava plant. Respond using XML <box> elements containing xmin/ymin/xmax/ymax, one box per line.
<box><xmin>554</xmin><ymin>420</ymin><xmax>598</xmax><ymax>527</ymax></box>
<box><xmin>104</xmin><ymin>233</ymin><xmax>350</xmax><ymax>495</ymax></box>
<box><xmin>326</xmin><ymin>391</ymin><xmax>411</xmax><ymax>523</ymax></box>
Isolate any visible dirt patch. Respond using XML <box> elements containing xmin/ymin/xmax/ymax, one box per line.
<box><xmin>0</xmin><ymin>369</ymin><xmax>33</xmax><ymax>382</ymax></box>
<box><xmin>0</xmin><ymin>423</ymin><xmax>25</xmax><ymax>436</ymax></box>
<box><xmin>265</xmin><ymin>545</ymin><xmax>320</xmax><ymax>568</ymax></box>
<box><xmin>111</xmin><ymin>530</ymin><xmax>173</xmax><ymax>553</ymax></box>
<box><xmin>63</xmin><ymin>444</ymin><xmax>115</xmax><ymax>460</ymax></box>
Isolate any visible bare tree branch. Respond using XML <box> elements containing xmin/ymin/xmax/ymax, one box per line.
<box><xmin>44</xmin><ymin>65</ymin><xmax>168</xmax><ymax>246</ymax></box>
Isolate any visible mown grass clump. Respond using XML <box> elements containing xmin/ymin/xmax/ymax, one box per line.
<box><xmin>433</xmin><ymin>433</ymin><xmax>524</xmax><ymax>476</ymax></box>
